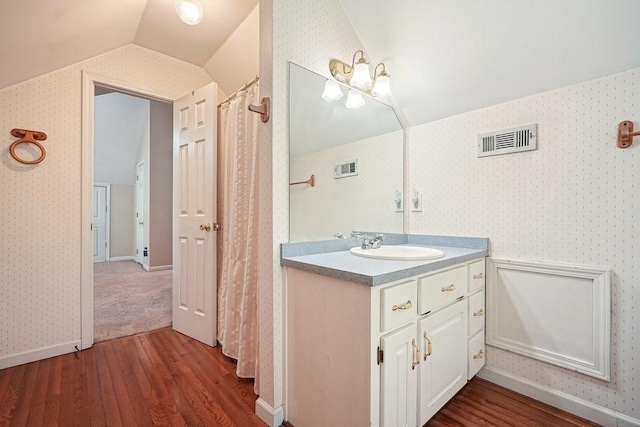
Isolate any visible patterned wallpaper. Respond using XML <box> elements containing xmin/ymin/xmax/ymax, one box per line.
<box><xmin>257</xmin><ymin>0</ymin><xmax>366</xmax><ymax>410</ymax></box>
<box><xmin>0</xmin><ymin>45</ymin><xmax>211</xmax><ymax>360</ymax></box>
<box><xmin>407</xmin><ymin>67</ymin><xmax>639</xmax><ymax>419</ymax></box>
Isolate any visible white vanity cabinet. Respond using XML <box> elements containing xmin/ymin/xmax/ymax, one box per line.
<box><xmin>285</xmin><ymin>257</ymin><xmax>486</xmax><ymax>427</ymax></box>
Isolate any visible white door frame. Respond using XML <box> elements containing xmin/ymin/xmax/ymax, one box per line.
<box><xmin>135</xmin><ymin>161</ymin><xmax>145</xmax><ymax>266</ymax></box>
<box><xmin>81</xmin><ymin>71</ymin><xmax>175</xmax><ymax>349</ymax></box>
<box><xmin>93</xmin><ymin>182</ymin><xmax>111</xmax><ymax>262</ymax></box>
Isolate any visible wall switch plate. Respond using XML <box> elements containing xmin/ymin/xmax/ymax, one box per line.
<box><xmin>411</xmin><ymin>189</ymin><xmax>422</xmax><ymax>212</ymax></box>
<box><xmin>394</xmin><ymin>190</ymin><xmax>403</xmax><ymax>212</ymax></box>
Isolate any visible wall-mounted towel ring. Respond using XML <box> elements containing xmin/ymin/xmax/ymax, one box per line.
<box><xmin>9</xmin><ymin>128</ymin><xmax>48</xmax><ymax>164</ymax></box>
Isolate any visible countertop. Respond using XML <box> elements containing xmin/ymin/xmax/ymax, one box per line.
<box><xmin>281</xmin><ymin>234</ymin><xmax>488</xmax><ymax>286</ymax></box>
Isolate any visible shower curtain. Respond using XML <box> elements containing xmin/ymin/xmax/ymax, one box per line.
<box><xmin>217</xmin><ymin>83</ymin><xmax>259</xmax><ymax>383</ymax></box>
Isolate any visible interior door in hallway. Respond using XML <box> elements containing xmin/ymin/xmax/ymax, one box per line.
<box><xmin>93</xmin><ymin>185</ymin><xmax>107</xmax><ymax>263</ymax></box>
<box><xmin>172</xmin><ymin>82</ymin><xmax>218</xmax><ymax>346</ymax></box>
<box><xmin>136</xmin><ymin>162</ymin><xmax>145</xmax><ymax>265</ymax></box>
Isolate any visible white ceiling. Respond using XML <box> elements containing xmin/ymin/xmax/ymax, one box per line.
<box><xmin>339</xmin><ymin>0</ymin><xmax>640</xmax><ymax>127</ymax></box>
<box><xmin>2</xmin><ymin>1</ymin><xmax>640</xmax><ymax>130</ymax></box>
<box><xmin>0</xmin><ymin>0</ymin><xmax>257</xmax><ymax>91</ymax></box>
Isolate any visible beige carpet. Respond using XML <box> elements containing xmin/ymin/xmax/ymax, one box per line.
<box><xmin>94</xmin><ymin>260</ymin><xmax>172</xmax><ymax>342</ymax></box>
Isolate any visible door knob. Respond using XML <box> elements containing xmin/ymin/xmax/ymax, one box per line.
<box><xmin>213</xmin><ymin>223</ymin><xmax>221</xmax><ymax>231</ymax></box>
<box><xmin>200</xmin><ymin>223</ymin><xmax>212</xmax><ymax>232</ymax></box>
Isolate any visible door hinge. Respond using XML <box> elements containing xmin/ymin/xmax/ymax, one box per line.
<box><xmin>136</xmin><ymin>249</ymin><xmax>138</xmax><ymax>255</ymax></box>
<box><xmin>377</xmin><ymin>347</ymin><xmax>383</xmax><ymax>365</ymax></box>
<box><xmin>105</xmin><ymin>242</ymin><xmax>107</xmax><ymax>248</ymax></box>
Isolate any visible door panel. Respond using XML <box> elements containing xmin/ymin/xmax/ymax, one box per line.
<box><xmin>92</xmin><ymin>186</ymin><xmax>107</xmax><ymax>263</ymax></box>
<box><xmin>172</xmin><ymin>82</ymin><xmax>218</xmax><ymax>346</ymax></box>
<box><xmin>418</xmin><ymin>301</ymin><xmax>467</xmax><ymax>425</ymax></box>
<box><xmin>380</xmin><ymin>322</ymin><xmax>417</xmax><ymax>427</ymax></box>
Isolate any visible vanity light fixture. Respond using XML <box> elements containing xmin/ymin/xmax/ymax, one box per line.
<box><xmin>175</xmin><ymin>0</ymin><xmax>204</xmax><ymax>25</ymax></box>
<box><xmin>328</xmin><ymin>50</ymin><xmax>392</xmax><ymax>97</ymax></box>
<box><xmin>345</xmin><ymin>89</ymin><xmax>365</xmax><ymax>109</ymax></box>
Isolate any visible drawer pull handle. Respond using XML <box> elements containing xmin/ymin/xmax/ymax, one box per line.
<box><xmin>473</xmin><ymin>272</ymin><xmax>484</xmax><ymax>279</ymax></box>
<box><xmin>411</xmin><ymin>338</ymin><xmax>421</xmax><ymax>370</ymax></box>
<box><xmin>441</xmin><ymin>284</ymin><xmax>456</xmax><ymax>292</ymax></box>
<box><xmin>392</xmin><ymin>300</ymin><xmax>412</xmax><ymax>311</ymax></box>
<box><xmin>473</xmin><ymin>308</ymin><xmax>485</xmax><ymax>317</ymax></box>
<box><xmin>473</xmin><ymin>349</ymin><xmax>484</xmax><ymax>360</ymax></box>
<box><xmin>423</xmin><ymin>331</ymin><xmax>433</xmax><ymax>360</ymax></box>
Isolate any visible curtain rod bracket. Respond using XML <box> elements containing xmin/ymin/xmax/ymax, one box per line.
<box><xmin>248</xmin><ymin>97</ymin><xmax>270</xmax><ymax>123</ymax></box>
<box><xmin>618</xmin><ymin>121</ymin><xmax>639</xmax><ymax>148</ymax></box>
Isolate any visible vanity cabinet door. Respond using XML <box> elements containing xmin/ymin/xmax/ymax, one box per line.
<box><xmin>380</xmin><ymin>323</ymin><xmax>418</xmax><ymax>427</ymax></box>
<box><xmin>417</xmin><ymin>300</ymin><xmax>468</xmax><ymax>426</ymax></box>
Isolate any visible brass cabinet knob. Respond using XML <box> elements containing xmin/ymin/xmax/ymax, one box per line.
<box><xmin>213</xmin><ymin>223</ymin><xmax>221</xmax><ymax>231</ymax></box>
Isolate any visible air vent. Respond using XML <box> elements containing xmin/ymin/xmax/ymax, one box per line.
<box><xmin>478</xmin><ymin>124</ymin><xmax>537</xmax><ymax>157</ymax></box>
<box><xmin>334</xmin><ymin>159</ymin><xmax>358</xmax><ymax>178</ymax></box>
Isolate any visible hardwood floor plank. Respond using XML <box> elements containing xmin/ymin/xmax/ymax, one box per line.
<box><xmin>6</xmin><ymin>359</ymin><xmax>38</xmax><ymax>426</ymax></box>
<box><xmin>82</xmin><ymin>343</ymin><xmax>106</xmax><ymax>427</ymax></box>
<box><xmin>94</xmin><ymin>343</ymin><xmax>124</xmax><ymax>427</ymax></box>
<box><xmin>0</xmin><ymin>363</ymin><xmax>26</xmax><ymax>425</ymax></box>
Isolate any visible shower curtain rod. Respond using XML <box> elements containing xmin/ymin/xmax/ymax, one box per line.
<box><xmin>218</xmin><ymin>75</ymin><xmax>260</xmax><ymax>107</ymax></box>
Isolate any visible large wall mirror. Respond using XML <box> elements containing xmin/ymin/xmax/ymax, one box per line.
<box><xmin>289</xmin><ymin>62</ymin><xmax>404</xmax><ymax>242</ymax></box>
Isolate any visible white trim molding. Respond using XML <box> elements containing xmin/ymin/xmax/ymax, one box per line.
<box><xmin>255</xmin><ymin>398</ymin><xmax>285</xmax><ymax>427</ymax></box>
<box><xmin>479</xmin><ymin>367</ymin><xmax>640</xmax><ymax>427</ymax></box>
<box><xmin>108</xmin><ymin>256</ymin><xmax>136</xmax><ymax>262</ymax></box>
<box><xmin>144</xmin><ymin>265</ymin><xmax>173</xmax><ymax>272</ymax></box>
<box><xmin>0</xmin><ymin>340</ymin><xmax>81</xmax><ymax>370</ymax></box>
<box><xmin>487</xmin><ymin>258</ymin><xmax>611</xmax><ymax>381</ymax></box>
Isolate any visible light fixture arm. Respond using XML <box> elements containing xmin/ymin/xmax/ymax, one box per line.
<box><xmin>328</xmin><ymin>51</ymin><xmax>391</xmax><ymax>98</ymax></box>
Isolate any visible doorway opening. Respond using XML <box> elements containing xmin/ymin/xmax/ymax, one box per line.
<box><xmin>91</xmin><ymin>85</ymin><xmax>174</xmax><ymax>342</ymax></box>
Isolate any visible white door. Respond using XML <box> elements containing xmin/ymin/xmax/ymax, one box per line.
<box><xmin>380</xmin><ymin>322</ymin><xmax>417</xmax><ymax>427</ymax></box>
<box><xmin>172</xmin><ymin>83</ymin><xmax>218</xmax><ymax>346</ymax></box>
<box><xmin>92</xmin><ymin>185</ymin><xmax>107</xmax><ymax>263</ymax></box>
<box><xmin>418</xmin><ymin>300</ymin><xmax>467</xmax><ymax>425</ymax></box>
<box><xmin>135</xmin><ymin>162</ymin><xmax>145</xmax><ymax>265</ymax></box>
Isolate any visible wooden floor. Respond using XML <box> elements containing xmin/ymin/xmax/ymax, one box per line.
<box><xmin>0</xmin><ymin>327</ymin><xmax>600</xmax><ymax>427</ymax></box>
<box><xmin>0</xmin><ymin>327</ymin><xmax>264</xmax><ymax>426</ymax></box>
<box><xmin>427</xmin><ymin>378</ymin><xmax>599</xmax><ymax>427</ymax></box>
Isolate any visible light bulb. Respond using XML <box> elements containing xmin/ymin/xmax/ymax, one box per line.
<box><xmin>322</xmin><ymin>80</ymin><xmax>343</xmax><ymax>101</ymax></box>
<box><xmin>372</xmin><ymin>73</ymin><xmax>392</xmax><ymax>97</ymax></box>
<box><xmin>351</xmin><ymin>60</ymin><xmax>372</xmax><ymax>88</ymax></box>
<box><xmin>345</xmin><ymin>90</ymin><xmax>365</xmax><ymax>109</ymax></box>
<box><xmin>175</xmin><ymin>0</ymin><xmax>203</xmax><ymax>25</ymax></box>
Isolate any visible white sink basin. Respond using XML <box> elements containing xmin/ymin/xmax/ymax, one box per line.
<box><xmin>350</xmin><ymin>245</ymin><xmax>445</xmax><ymax>261</ymax></box>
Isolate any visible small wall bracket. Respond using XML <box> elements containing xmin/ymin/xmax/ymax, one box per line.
<box><xmin>248</xmin><ymin>97</ymin><xmax>270</xmax><ymax>123</ymax></box>
<box><xmin>617</xmin><ymin>121</ymin><xmax>640</xmax><ymax>148</ymax></box>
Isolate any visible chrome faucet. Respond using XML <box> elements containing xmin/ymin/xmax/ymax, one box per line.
<box><xmin>361</xmin><ymin>234</ymin><xmax>384</xmax><ymax>249</ymax></box>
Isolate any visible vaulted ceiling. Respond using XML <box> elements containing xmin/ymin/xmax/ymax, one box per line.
<box><xmin>0</xmin><ymin>0</ymin><xmax>257</xmax><ymax>92</ymax></box>
<box><xmin>1</xmin><ymin>1</ymin><xmax>640</xmax><ymax>129</ymax></box>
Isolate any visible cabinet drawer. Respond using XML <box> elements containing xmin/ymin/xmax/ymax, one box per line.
<box><xmin>380</xmin><ymin>280</ymin><xmax>417</xmax><ymax>332</ymax></box>
<box><xmin>468</xmin><ymin>329</ymin><xmax>485</xmax><ymax>380</ymax></box>
<box><xmin>418</xmin><ymin>266</ymin><xmax>466</xmax><ymax>315</ymax></box>
<box><xmin>469</xmin><ymin>259</ymin><xmax>486</xmax><ymax>294</ymax></box>
<box><xmin>468</xmin><ymin>291</ymin><xmax>485</xmax><ymax>337</ymax></box>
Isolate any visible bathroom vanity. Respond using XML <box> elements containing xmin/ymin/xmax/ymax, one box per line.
<box><xmin>282</xmin><ymin>235</ymin><xmax>488</xmax><ymax>427</ymax></box>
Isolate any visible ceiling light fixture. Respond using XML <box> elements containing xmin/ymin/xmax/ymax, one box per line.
<box><xmin>328</xmin><ymin>50</ymin><xmax>392</xmax><ymax>98</ymax></box>
<box><xmin>175</xmin><ymin>0</ymin><xmax>204</xmax><ymax>25</ymax></box>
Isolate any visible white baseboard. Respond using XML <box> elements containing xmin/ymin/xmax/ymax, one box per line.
<box><xmin>478</xmin><ymin>366</ymin><xmax>640</xmax><ymax>427</ymax></box>
<box><xmin>108</xmin><ymin>256</ymin><xmax>135</xmax><ymax>262</ymax></box>
<box><xmin>255</xmin><ymin>398</ymin><xmax>285</xmax><ymax>427</ymax></box>
<box><xmin>0</xmin><ymin>340</ymin><xmax>81</xmax><ymax>370</ymax></box>
<box><xmin>145</xmin><ymin>265</ymin><xmax>173</xmax><ymax>272</ymax></box>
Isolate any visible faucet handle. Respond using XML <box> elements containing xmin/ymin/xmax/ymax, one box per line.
<box><xmin>374</xmin><ymin>234</ymin><xmax>385</xmax><ymax>241</ymax></box>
